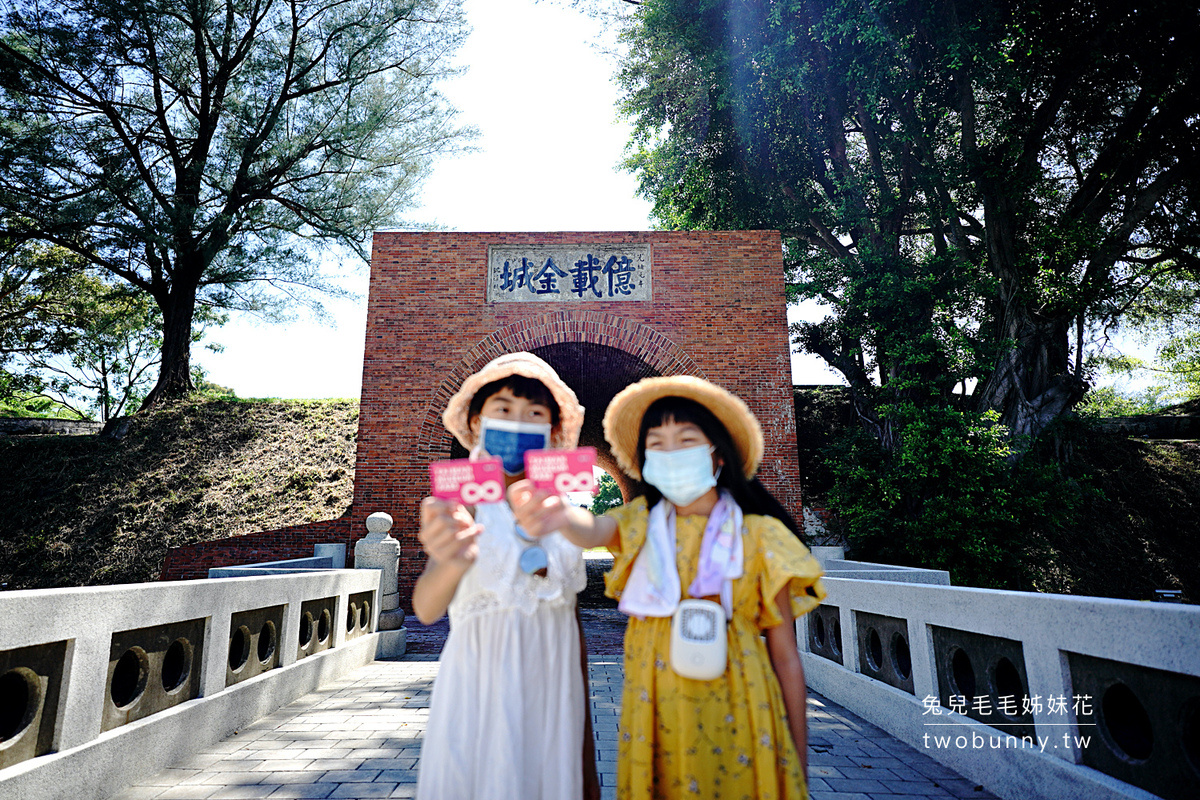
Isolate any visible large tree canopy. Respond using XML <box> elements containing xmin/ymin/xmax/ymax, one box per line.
<box><xmin>617</xmin><ymin>0</ymin><xmax>1200</xmax><ymax>447</ymax></box>
<box><xmin>0</xmin><ymin>0</ymin><xmax>471</xmax><ymax>406</ymax></box>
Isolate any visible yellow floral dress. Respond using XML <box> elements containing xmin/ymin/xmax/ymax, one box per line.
<box><xmin>605</xmin><ymin>497</ymin><xmax>826</xmax><ymax>800</ymax></box>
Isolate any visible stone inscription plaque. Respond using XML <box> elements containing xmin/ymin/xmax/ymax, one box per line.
<box><xmin>486</xmin><ymin>244</ymin><xmax>651</xmax><ymax>302</ymax></box>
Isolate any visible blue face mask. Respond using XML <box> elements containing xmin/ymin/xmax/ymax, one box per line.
<box><xmin>478</xmin><ymin>417</ymin><xmax>552</xmax><ymax>475</ymax></box>
<box><xmin>641</xmin><ymin>444</ymin><xmax>719</xmax><ymax>507</ymax></box>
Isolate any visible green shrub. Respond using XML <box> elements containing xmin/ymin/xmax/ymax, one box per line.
<box><xmin>1075</xmin><ymin>386</ymin><xmax>1169</xmax><ymax>418</ymax></box>
<box><xmin>827</xmin><ymin>403</ymin><xmax>1079</xmax><ymax>589</ymax></box>
<box><xmin>0</xmin><ymin>392</ymin><xmax>80</xmax><ymax>419</ymax></box>
<box><xmin>590</xmin><ymin>472</ymin><xmax>624</xmax><ymax>515</ymax></box>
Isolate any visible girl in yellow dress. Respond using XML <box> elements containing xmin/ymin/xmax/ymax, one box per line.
<box><xmin>510</xmin><ymin>376</ymin><xmax>826</xmax><ymax>800</ymax></box>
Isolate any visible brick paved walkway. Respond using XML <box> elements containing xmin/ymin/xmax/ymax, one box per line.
<box><xmin>111</xmin><ymin>652</ymin><xmax>997</xmax><ymax>800</ymax></box>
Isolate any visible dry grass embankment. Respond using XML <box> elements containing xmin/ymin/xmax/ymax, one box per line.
<box><xmin>1025</xmin><ymin>432</ymin><xmax>1200</xmax><ymax>601</ymax></box>
<box><xmin>0</xmin><ymin>398</ymin><xmax>357</xmax><ymax>590</ymax></box>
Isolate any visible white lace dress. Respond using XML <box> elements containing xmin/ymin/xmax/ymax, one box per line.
<box><xmin>416</xmin><ymin>500</ymin><xmax>588</xmax><ymax>800</ymax></box>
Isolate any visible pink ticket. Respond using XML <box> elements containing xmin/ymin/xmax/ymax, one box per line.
<box><xmin>429</xmin><ymin>457</ymin><xmax>505</xmax><ymax>504</ymax></box>
<box><xmin>523</xmin><ymin>447</ymin><xmax>597</xmax><ymax>494</ymax></box>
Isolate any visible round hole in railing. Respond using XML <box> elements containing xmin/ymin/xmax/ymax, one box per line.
<box><xmin>257</xmin><ymin>620</ymin><xmax>277</xmax><ymax>664</ymax></box>
<box><xmin>318</xmin><ymin>610</ymin><xmax>331</xmax><ymax>644</ymax></box>
<box><xmin>891</xmin><ymin>632</ymin><xmax>912</xmax><ymax>681</ymax></box>
<box><xmin>111</xmin><ymin>647</ymin><xmax>149</xmax><ymax>709</ymax></box>
<box><xmin>347</xmin><ymin>602</ymin><xmax>358</xmax><ymax>633</ymax></box>
<box><xmin>993</xmin><ymin>657</ymin><xmax>1023</xmax><ymax>716</ymax></box>
<box><xmin>161</xmin><ymin>639</ymin><xmax>190</xmax><ymax>693</ymax></box>
<box><xmin>1182</xmin><ymin>696</ymin><xmax>1200</xmax><ymax>777</ymax></box>
<box><xmin>359</xmin><ymin>600</ymin><xmax>370</xmax><ymax>630</ymax></box>
<box><xmin>299</xmin><ymin>612</ymin><xmax>315</xmax><ymax>649</ymax></box>
<box><xmin>0</xmin><ymin>668</ymin><xmax>40</xmax><ymax>744</ymax></box>
<box><xmin>865</xmin><ymin>628</ymin><xmax>883</xmax><ymax>673</ymax></box>
<box><xmin>950</xmin><ymin>647</ymin><xmax>976</xmax><ymax>702</ymax></box>
<box><xmin>813</xmin><ymin>615</ymin><xmax>827</xmax><ymax>648</ymax></box>
<box><xmin>228</xmin><ymin>625</ymin><xmax>251</xmax><ymax>672</ymax></box>
<box><xmin>831</xmin><ymin>621</ymin><xmax>842</xmax><ymax>656</ymax></box>
<box><xmin>1101</xmin><ymin>682</ymin><xmax>1153</xmax><ymax>762</ymax></box>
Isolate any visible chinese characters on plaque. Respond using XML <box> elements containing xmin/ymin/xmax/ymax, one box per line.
<box><xmin>486</xmin><ymin>245</ymin><xmax>652</xmax><ymax>302</ymax></box>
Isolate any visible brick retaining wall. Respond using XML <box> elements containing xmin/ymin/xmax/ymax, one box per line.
<box><xmin>159</xmin><ymin>514</ymin><xmax>351</xmax><ymax>581</ymax></box>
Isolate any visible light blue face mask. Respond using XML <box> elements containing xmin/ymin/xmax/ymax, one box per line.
<box><xmin>478</xmin><ymin>417</ymin><xmax>552</xmax><ymax>475</ymax></box>
<box><xmin>641</xmin><ymin>444</ymin><xmax>719</xmax><ymax>507</ymax></box>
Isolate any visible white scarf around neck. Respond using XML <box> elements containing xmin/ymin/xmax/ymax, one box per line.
<box><xmin>618</xmin><ymin>490</ymin><xmax>744</xmax><ymax>619</ymax></box>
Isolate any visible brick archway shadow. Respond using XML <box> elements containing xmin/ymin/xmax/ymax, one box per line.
<box><xmin>415</xmin><ymin>310</ymin><xmax>705</xmax><ymax>473</ymax></box>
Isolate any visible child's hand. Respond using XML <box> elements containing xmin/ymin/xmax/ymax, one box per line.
<box><xmin>509</xmin><ymin>479</ymin><xmax>618</xmax><ymax>550</ymax></box>
<box><xmin>418</xmin><ymin>496</ymin><xmax>482</xmax><ymax>569</ymax></box>
<box><xmin>507</xmin><ymin>479</ymin><xmax>571</xmax><ymax>538</ymax></box>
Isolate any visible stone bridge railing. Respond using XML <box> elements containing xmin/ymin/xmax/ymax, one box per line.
<box><xmin>5</xmin><ymin>544</ymin><xmax>1194</xmax><ymax>800</ymax></box>
<box><xmin>801</xmin><ymin>559</ymin><xmax>1199</xmax><ymax>800</ymax></box>
<box><xmin>0</xmin><ymin>569</ymin><xmax>383</xmax><ymax>800</ymax></box>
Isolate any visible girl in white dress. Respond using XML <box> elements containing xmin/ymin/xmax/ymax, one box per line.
<box><xmin>412</xmin><ymin>352</ymin><xmax>598</xmax><ymax>800</ymax></box>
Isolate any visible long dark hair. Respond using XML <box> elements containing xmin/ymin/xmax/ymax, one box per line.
<box><xmin>632</xmin><ymin>396</ymin><xmax>803</xmax><ymax>538</ymax></box>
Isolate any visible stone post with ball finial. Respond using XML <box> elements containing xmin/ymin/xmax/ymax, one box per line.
<box><xmin>354</xmin><ymin>511</ymin><xmax>407</xmax><ymax>657</ymax></box>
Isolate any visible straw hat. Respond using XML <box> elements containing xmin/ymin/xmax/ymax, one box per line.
<box><xmin>603</xmin><ymin>375</ymin><xmax>764</xmax><ymax>480</ymax></box>
<box><xmin>442</xmin><ymin>352</ymin><xmax>585</xmax><ymax>450</ymax></box>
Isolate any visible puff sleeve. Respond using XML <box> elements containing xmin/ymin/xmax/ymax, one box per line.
<box><xmin>601</xmin><ymin>497</ymin><xmax>650</xmax><ymax>602</ymax></box>
<box><xmin>748</xmin><ymin>514</ymin><xmax>827</xmax><ymax>629</ymax></box>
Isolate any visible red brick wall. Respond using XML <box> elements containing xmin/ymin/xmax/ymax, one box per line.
<box><xmin>159</xmin><ymin>515</ymin><xmax>351</xmax><ymax>581</ymax></box>
<box><xmin>356</xmin><ymin>231</ymin><xmax>801</xmax><ymax>604</ymax></box>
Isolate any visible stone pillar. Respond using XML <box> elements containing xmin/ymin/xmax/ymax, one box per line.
<box><xmin>810</xmin><ymin>546</ymin><xmax>846</xmax><ymax>569</ymax></box>
<box><xmin>354</xmin><ymin>511</ymin><xmax>406</xmax><ymax>658</ymax></box>
<box><xmin>313</xmin><ymin>543</ymin><xmax>346</xmax><ymax>569</ymax></box>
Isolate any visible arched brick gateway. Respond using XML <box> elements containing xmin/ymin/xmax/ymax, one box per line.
<box><xmin>414</xmin><ymin>312</ymin><xmax>703</xmax><ymax>493</ymax></box>
<box><xmin>354</xmin><ymin>231</ymin><xmax>801</xmax><ymax>603</ymax></box>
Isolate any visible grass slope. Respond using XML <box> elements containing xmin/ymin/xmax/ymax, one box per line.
<box><xmin>0</xmin><ymin>398</ymin><xmax>357</xmax><ymax>589</ymax></box>
<box><xmin>1026</xmin><ymin>433</ymin><xmax>1200</xmax><ymax>601</ymax></box>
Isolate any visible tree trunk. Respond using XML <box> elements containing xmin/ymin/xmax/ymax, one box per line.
<box><xmin>974</xmin><ymin>178</ymin><xmax>1088</xmax><ymax>448</ymax></box>
<box><xmin>140</xmin><ymin>282</ymin><xmax>197</xmax><ymax>409</ymax></box>
<box><xmin>974</xmin><ymin>300</ymin><xmax>1087</xmax><ymax>445</ymax></box>
<box><xmin>100</xmin><ymin>352</ymin><xmax>111</xmax><ymax>423</ymax></box>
